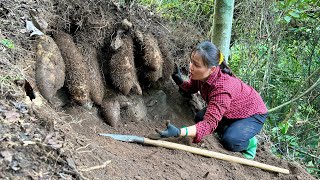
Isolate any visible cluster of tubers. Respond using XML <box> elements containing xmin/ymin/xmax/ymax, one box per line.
<box><xmin>34</xmin><ymin>19</ymin><xmax>173</xmax><ymax>127</ymax></box>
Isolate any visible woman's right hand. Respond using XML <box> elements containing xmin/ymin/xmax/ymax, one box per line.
<box><xmin>171</xmin><ymin>65</ymin><xmax>183</xmax><ymax>85</ymax></box>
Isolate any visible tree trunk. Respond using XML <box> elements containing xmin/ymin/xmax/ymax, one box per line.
<box><xmin>210</xmin><ymin>0</ymin><xmax>234</xmax><ymax>62</ymax></box>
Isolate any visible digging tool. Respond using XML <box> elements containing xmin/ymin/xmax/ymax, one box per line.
<box><xmin>99</xmin><ymin>133</ymin><xmax>290</xmax><ymax>174</ymax></box>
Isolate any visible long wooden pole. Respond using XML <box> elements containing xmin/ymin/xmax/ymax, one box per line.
<box><xmin>144</xmin><ymin>138</ymin><xmax>290</xmax><ymax>174</ymax></box>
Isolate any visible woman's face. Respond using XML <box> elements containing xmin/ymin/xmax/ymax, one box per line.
<box><xmin>189</xmin><ymin>51</ymin><xmax>215</xmax><ymax>81</ymax></box>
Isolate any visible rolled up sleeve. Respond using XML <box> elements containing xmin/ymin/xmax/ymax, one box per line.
<box><xmin>193</xmin><ymin>91</ymin><xmax>232</xmax><ymax>143</ymax></box>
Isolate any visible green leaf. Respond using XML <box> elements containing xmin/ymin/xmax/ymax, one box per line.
<box><xmin>279</xmin><ymin>121</ymin><xmax>290</xmax><ymax>134</ymax></box>
<box><xmin>284</xmin><ymin>16</ymin><xmax>291</xmax><ymax>23</ymax></box>
<box><xmin>1</xmin><ymin>39</ymin><xmax>14</xmax><ymax>49</ymax></box>
<box><xmin>306</xmin><ymin>161</ymin><xmax>314</xmax><ymax>167</ymax></box>
<box><xmin>289</xmin><ymin>11</ymin><xmax>300</xmax><ymax>18</ymax></box>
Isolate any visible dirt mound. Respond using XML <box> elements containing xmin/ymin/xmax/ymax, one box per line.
<box><xmin>0</xmin><ymin>0</ymin><xmax>316</xmax><ymax>179</ymax></box>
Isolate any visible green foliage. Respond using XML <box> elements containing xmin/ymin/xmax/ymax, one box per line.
<box><xmin>277</xmin><ymin>0</ymin><xmax>320</xmax><ymax>39</ymax></box>
<box><xmin>265</xmin><ymin>103</ymin><xmax>319</xmax><ymax>176</ymax></box>
<box><xmin>229</xmin><ymin>0</ymin><xmax>320</xmax><ymax>178</ymax></box>
<box><xmin>137</xmin><ymin>0</ymin><xmax>214</xmax><ymax>32</ymax></box>
<box><xmin>0</xmin><ymin>75</ymin><xmax>21</xmax><ymax>85</ymax></box>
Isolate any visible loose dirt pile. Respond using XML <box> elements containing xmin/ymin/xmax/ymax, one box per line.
<box><xmin>0</xmin><ymin>0</ymin><xmax>316</xmax><ymax>179</ymax></box>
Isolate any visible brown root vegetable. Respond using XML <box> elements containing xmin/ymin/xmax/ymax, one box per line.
<box><xmin>78</xmin><ymin>43</ymin><xmax>105</xmax><ymax>105</ymax></box>
<box><xmin>146</xmin><ymin>70</ymin><xmax>162</xmax><ymax>82</ymax></box>
<box><xmin>53</xmin><ymin>31</ymin><xmax>90</xmax><ymax>105</ymax></box>
<box><xmin>134</xmin><ymin>30</ymin><xmax>164</xmax><ymax>82</ymax></box>
<box><xmin>110</xmin><ymin>30</ymin><xmax>124</xmax><ymax>51</ymax></box>
<box><xmin>109</xmin><ymin>34</ymin><xmax>142</xmax><ymax>95</ymax></box>
<box><xmin>134</xmin><ymin>29</ymin><xmax>144</xmax><ymax>45</ymax></box>
<box><xmin>35</xmin><ymin>35</ymin><xmax>65</xmax><ymax>101</ymax></box>
<box><xmin>121</xmin><ymin>19</ymin><xmax>132</xmax><ymax>31</ymax></box>
<box><xmin>131</xmin><ymin>81</ymin><xmax>142</xmax><ymax>95</ymax></box>
<box><xmin>157</xmin><ymin>37</ymin><xmax>174</xmax><ymax>81</ymax></box>
<box><xmin>101</xmin><ymin>99</ymin><xmax>120</xmax><ymax>127</ymax></box>
<box><xmin>143</xmin><ymin>33</ymin><xmax>163</xmax><ymax>72</ymax></box>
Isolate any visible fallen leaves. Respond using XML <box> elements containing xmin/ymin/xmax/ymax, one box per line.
<box><xmin>3</xmin><ymin>110</ymin><xmax>20</xmax><ymax>122</ymax></box>
<box><xmin>0</xmin><ymin>93</ymin><xmax>66</xmax><ymax>178</ymax></box>
<box><xmin>0</xmin><ymin>150</ymin><xmax>12</xmax><ymax>163</ymax></box>
<box><xmin>44</xmin><ymin>132</ymin><xmax>64</xmax><ymax>149</ymax></box>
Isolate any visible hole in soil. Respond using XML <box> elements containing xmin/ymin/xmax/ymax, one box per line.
<box><xmin>69</xmin><ymin>20</ymin><xmax>80</xmax><ymax>36</ymax></box>
<box><xmin>133</xmin><ymin>36</ymin><xmax>150</xmax><ymax>89</ymax></box>
<box><xmin>98</xmin><ymin>36</ymin><xmax>114</xmax><ymax>88</ymax></box>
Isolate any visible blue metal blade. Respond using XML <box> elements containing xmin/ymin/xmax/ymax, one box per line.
<box><xmin>98</xmin><ymin>133</ymin><xmax>144</xmax><ymax>144</ymax></box>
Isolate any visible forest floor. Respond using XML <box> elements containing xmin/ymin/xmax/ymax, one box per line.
<box><xmin>0</xmin><ymin>0</ymin><xmax>317</xmax><ymax>179</ymax></box>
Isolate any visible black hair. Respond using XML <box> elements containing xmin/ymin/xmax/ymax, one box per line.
<box><xmin>191</xmin><ymin>41</ymin><xmax>233</xmax><ymax>76</ymax></box>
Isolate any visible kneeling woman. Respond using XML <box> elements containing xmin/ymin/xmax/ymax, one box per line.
<box><xmin>154</xmin><ymin>41</ymin><xmax>268</xmax><ymax>159</ymax></box>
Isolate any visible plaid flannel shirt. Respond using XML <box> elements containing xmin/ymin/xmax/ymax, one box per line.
<box><xmin>180</xmin><ymin>67</ymin><xmax>268</xmax><ymax>143</ymax></box>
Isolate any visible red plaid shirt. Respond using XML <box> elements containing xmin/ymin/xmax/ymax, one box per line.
<box><xmin>180</xmin><ymin>67</ymin><xmax>268</xmax><ymax>143</ymax></box>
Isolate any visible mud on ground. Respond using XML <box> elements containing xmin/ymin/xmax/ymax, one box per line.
<box><xmin>0</xmin><ymin>0</ymin><xmax>316</xmax><ymax>179</ymax></box>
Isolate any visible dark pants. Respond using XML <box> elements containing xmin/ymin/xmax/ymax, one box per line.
<box><xmin>194</xmin><ymin>108</ymin><xmax>267</xmax><ymax>152</ymax></box>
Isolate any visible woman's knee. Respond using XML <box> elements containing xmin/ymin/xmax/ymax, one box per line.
<box><xmin>221</xmin><ymin>134</ymin><xmax>247</xmax><ymax>152</ymax></box>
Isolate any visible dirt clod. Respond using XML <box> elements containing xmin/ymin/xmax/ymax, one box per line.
<box><xmin>101</xmin><ymin>99</ymin><xmax>120</xmax><ymax>127</ymax></box>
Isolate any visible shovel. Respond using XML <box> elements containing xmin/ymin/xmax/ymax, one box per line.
<box><xmin>99</xmin><ymin>133</ymin><xmax>289</xmax><ymax>174</ymax></box>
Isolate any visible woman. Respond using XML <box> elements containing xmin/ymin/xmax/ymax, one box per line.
<box><xmin>153</xmin><ymin>41</ymin><xmax>268</xmax><ymax>159</ymax></box>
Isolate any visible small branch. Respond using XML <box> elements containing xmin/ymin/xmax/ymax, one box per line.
<box><xmin>155</xmin><ymin>20</ymin><xmax>171</xmax><ymax>33</ymax></box>
<box><xmin>302</xmin><ymin>8</ymin><xmax>320</xmax><ymax>14</ymax></box>
<box><xmin>309</xmin><ymin>93</ymin><xmax>320</xmax><ymax>104</ymax></box>
<box><xmin>76</xmin><ymin>143</ymin><xmax>91</xmax><ymax>151</ymax></box>
<box><xmin>291</xmin><ymin>66</ymin><xmax>320</xmax><ymax>98</ymax></box>
<box><xmin>268</xmin><ymin>76</ymin><xmax>320</xmax><ymax>113</ymax></box>
<box><xmin>288</xmin><ymin>146</ymin><xmax>320</xmax><ymax>160</ymax></box>
<box><xmin>78</xmin><ymin>160</ymin><xmax>111</xmax><ymax>172</ymax></box>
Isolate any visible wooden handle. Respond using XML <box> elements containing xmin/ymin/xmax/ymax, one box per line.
<box><xmin>144</xmin><ymin>138</ymin><xmax>289</xmax><ymax>174</ymax></box>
